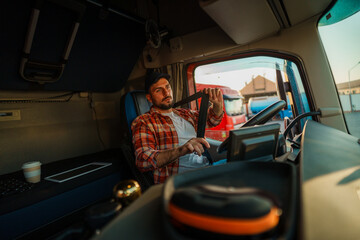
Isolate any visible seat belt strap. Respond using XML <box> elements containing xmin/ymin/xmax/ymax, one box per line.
<box><xmin>173</xmin><ymin>92</ymin><xmax>209</xmax><ymax>137</ymax></box>
<box><xmin>196</xmin><ymin>93</ymin><xmax>209</xmax><ymax>138</ymax></box>
<box><xmin>173</xmin><ymin>92</ymin><xmax>213</xmax><ymax>165</ymax></box>
<box><xmin>173</xmin><ymin>91</ymin><xmax>203</xmax><ymax>108</ymax></box>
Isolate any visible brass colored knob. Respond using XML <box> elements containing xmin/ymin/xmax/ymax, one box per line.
<box><xmin>113</xmin><ymin>180</ymin><xmax>141</xmax><ymax>207</ymax></box>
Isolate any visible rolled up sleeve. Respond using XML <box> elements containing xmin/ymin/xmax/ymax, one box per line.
<box><xmin>131</xmin><ymin>117</ymin><xmax>160</xmax><ymax>172</ymax></box>
<box><xmin>206</xmin><ymin>107</ymin><xmax>224</xmax><ymax>128</ymax></box>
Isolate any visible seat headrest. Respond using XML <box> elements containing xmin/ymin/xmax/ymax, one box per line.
<box><xmin>132</xmin><ymin>91</ymin><xmax>152</xmax><ymax>116</ymax></box>
<box><xmin>124</xmin><ymin>91</ymin><xmax>152</xmax><ymax>135</ymax></box>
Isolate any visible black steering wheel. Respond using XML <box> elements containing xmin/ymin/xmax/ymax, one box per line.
<box><xmin>217</xmin><ymin>100</ymin><xmax>286</xmax><ymax>153</ymax></box>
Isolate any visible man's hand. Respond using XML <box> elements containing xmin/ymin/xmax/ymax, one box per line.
<box><xmin>156</xmin><ymin>138</ymin><xmax>210</xmax><ymax>167</ymax></box>
<box><xmin>203</xmin><ymin>88</ymin><xmax>223</xmax><ymax>116</ymax></box>
<box><xmin>178</xmin><ymin>138</ymin><xmax>210</xmax><ymax>156</ymax></box>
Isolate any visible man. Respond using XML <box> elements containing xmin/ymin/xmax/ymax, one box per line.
<box><xmin>131</xmin><ymin>71</ymin><xmax>224</xmax><ymax>184</ymax></box>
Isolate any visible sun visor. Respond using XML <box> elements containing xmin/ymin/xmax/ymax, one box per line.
<box><xmin>1</xmin><ymin>0</ymin><xmax>146</xmax><ymax>92</ymax></box>
<box><xmin>199</xmin><ymin>0</ymin><xmax>280</xmax><ymax>45</ymax></box>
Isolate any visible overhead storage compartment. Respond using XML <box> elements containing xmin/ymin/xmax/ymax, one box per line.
<box><xmin>199</xmin><ymin>0</ymin><xmax>333</xmax><ymax>45</ymax></box>
<box><xmin>1</xmin><ymin>0</ymin><xmax>146</xmax><ymax>92</ymax></box>
<box><xmin>199</xmin><ymin>0</ymin><xmax>280</xmax><ymax>45</ymax></box>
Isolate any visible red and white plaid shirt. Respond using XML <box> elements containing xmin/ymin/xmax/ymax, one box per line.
<box><xmin>131</xmin><ymin>106</ymin><xmax>223</xmax><ymax>184</ymax></box>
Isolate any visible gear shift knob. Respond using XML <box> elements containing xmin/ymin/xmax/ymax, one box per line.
<box><xmin>113</xmin><ymin>180</ymin><xmax>141</xmax><ymax>207</ymax></box>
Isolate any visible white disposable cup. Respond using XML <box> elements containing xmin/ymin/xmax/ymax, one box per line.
<box><xmin>22</xmin><ymin>161</ymin><xmax>41</xmax><ymax>183</ymax></box>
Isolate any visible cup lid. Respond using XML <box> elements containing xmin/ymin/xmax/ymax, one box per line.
<box><xmin>22</xmin><ymin>161</ymin><xmax>41</xmax><ymax>169</ymax></box>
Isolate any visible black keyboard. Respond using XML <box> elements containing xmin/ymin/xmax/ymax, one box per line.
<box><xmin>0</xmin><ymin>178</ymin><xmax>34</xmax><ymax>198</ymax></box>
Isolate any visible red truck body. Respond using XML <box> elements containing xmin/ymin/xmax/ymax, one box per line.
<box><xmin>195</xmin><ymin>83</ymin><xmax>247</xmax><ymax>141</ymax></box>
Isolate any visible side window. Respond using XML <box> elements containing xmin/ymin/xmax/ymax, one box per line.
<box><xmin>318</xmin><ymin>3</ymin><xmax>360</xmax><ymax>138</ymax></box>
<box><xmin>191</xmin><ymin>55</ymin><xmax>310</xmax><ymax>141</ymax></box>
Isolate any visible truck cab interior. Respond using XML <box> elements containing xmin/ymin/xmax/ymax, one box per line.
<box><xmin>1</xmin><ymin>0</ymin><xmax>360</xmax><ymax>239</ymax></box>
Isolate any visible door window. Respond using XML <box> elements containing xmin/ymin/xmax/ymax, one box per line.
<box><xmin>318</xmin><ymin>1</ymin><xmax>360</xmax><ymax>138</ymax></box>
<box><xmin>189</xmin><ymin>54</ymin><xmax>310</xmax><ymax>141</ymax></box>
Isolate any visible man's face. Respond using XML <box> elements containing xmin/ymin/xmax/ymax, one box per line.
<box><xmin>146</xmin><ymin>78</ymin><xmax>173</xmax><ymax>110</ymax></box>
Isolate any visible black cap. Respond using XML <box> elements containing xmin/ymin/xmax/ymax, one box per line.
<box><xmin>145</xmin><ymin>71</ymin><xmax>171</xmax><ymax>93</ymax></box>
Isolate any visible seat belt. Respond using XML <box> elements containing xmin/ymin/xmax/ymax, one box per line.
<box><xmin>173</xmin><ymin>92</ymin><xmax>214</xmax><ymax>165</ymax></box>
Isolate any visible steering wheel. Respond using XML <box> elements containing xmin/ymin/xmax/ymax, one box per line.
<box><xmin>217</xmin><ymin>100</ymin><xmax>286</xmax><ymax>153</ymax></box>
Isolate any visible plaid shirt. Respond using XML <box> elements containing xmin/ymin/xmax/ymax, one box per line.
<box><xmin>131</xmin><ymin>106</ymin><xmax>223</xmax><ymax>184</ymax></box>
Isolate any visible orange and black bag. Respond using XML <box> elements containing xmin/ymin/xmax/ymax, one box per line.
<box><xmin>166</xmin><ymin>184</ymin><xmax>282</xmax><ymax>239</ymax></box>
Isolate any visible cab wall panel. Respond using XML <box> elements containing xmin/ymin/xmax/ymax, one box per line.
<box><xmin>0</xmin><ymin>92</ymin><xmax>122</xmax><ymax>175</ymax></box>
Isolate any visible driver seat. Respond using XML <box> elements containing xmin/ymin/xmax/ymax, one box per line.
<box><xmin>120</xmin><ymin>90</ymin><xmax>154</xmax><ymax>191</ymax></box>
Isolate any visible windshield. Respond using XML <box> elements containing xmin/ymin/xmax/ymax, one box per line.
<box><xmin>224</xmin><ymin>98</ymin><xmax>243</xmax><ymax>116</ymax></box>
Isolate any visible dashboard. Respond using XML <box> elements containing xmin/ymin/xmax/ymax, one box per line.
<box><xmin>93</xmin><ymin>120</ymin><xmax>360</xmax><ymax>240</ymax></box>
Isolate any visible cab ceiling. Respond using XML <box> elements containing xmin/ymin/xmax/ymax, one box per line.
<box><xmin>199</xmin><ymin>0</ymin><xmax>333</xmax><ymax>44</ymax></box>
<box><xmin>113</xmin><ymin>0</ymin><xmax>333</xmax><ymax>45</ymax></box>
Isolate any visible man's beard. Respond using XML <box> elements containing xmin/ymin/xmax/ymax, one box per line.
<box><xmin>154</xmin><ymin>97</ymin><xmax>173</xmax><ymax>110</ymax></box>
<box><xmin>157</xmin><ymin>103</ymin><xmax>173</xmax><ymax>110</ymax></box>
